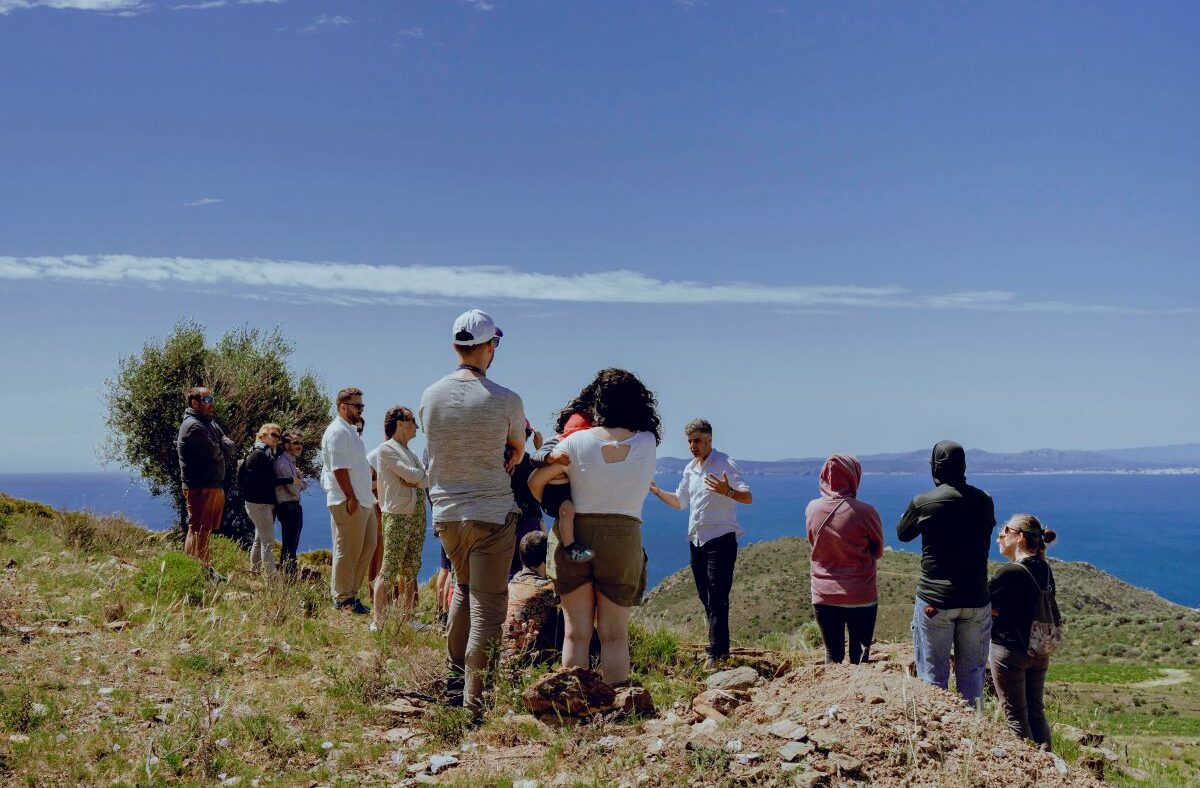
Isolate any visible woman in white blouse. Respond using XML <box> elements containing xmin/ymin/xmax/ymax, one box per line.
<box><xmin>371</xmin><ymin>405</ymin><xmax>429</xmax><ymax>631</ymax></box>
<box><xmin>529</xmin><ymin>369</ymin><xmax>661</xmax><ymax>685</ymax></box>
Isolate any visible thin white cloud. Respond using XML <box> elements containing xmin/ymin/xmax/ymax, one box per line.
<box><xmin>183</xmin><ymin>197</ymin><xmax>222</xmax><ymax>207</ymax></box>
<box><xmin>173</xmin><ymin>0</ymin><xmax>225</xmax><ymax>8</ymax></box>
<box><xmin>300</xmin><ymin>12</ymin><xmax>351</xmax><ymax>32</ymax></box>
<box><xmin>464</xmin><ymin>0</ymin><xmax>493</xmax><ymax>11</ymax></box>
<box><xmin>0</xmin><ymin>0</ymin><xmax>146</xmax><ymax>14</ymax></box>
<box><xmin>397</xmin><ymin>26</ymin><xmax>424</xmax><ymax>38</ymax></box>
<box><xmin>0</xmin><ymin>254</ymin><xmax>1183</xmax><ymax>315</ymax></box>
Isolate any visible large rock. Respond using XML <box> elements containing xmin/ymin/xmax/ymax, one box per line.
<box><xmin>1056</xmin><ymin>724</ymin><xmax>1105</xmax><ymax>747</ymax></box>
<box><xmin>523</xmin><ymin>667</ymin><xmax>616</xmax><ymax>718</ymax></box>
<box><xmin>705</xmin><ymin>666</ymin><xmax>761</xmax><ymax>692</ymax></box>
<box><xmin>614</xmin><ymin>686</ymin><xmax>656</xmax><ymax>718</ymax></box>
<box><xmin>692</xmin><ymin>689</ymin><xmax>748</xmax><ymax>721</ymax></box>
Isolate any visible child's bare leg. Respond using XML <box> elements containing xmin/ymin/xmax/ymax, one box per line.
<box><xmin>559</xmin><ymin>498</ymin><xmax>577</xmax><ymax>547</ymax></box>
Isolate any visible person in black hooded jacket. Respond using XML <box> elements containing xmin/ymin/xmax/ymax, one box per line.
<box><xmin>897</xmin><ymin>440</ymin><xmax>996</xmax><ymax>706</ymax></box>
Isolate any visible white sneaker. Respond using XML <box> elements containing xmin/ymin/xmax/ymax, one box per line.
<box><xmin>369</xmin><ymin>621</ymin><xmax>380</xmax><ymax>633</ymax></box>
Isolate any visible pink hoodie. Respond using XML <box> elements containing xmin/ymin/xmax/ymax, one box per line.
<box><xmin>804</xmin><ymin>454</ymin><xmax>884</xmax><ymax>605</ymax></box>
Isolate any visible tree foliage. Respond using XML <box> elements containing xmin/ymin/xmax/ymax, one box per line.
<box><xmin>102</xmin><ymin>320</ymin><xmax>331</xmax><ymax>543</ymax></box>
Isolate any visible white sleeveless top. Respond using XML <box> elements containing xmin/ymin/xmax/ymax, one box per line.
<box><xmin>556</xmin><ymin>428</ymin><xmax>657</xmax><ymax>520</ymax></box>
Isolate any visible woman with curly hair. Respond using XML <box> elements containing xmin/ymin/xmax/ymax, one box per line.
<box><xmin>529</xmin><ymin>368</ymin><xmax>660</xmax><ymax>685</ymax></box>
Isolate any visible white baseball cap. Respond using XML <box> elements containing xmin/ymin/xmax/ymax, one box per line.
<box><xmin>451</xmin><ymin>309</ymin><xmax>503</xmax><ymax>346</ymax></box>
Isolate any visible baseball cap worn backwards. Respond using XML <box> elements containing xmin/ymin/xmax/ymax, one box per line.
<box><xmin>452</xmin><ymin>309</ymin><xmax>503</xmax><ymax>346</ymax></box>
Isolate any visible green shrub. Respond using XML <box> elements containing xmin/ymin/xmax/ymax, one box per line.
<box><xmin>0</xmin><ymin>494</ymin><xmax>54</xmax><ymax>520</ymax></box>
<box><xmin>629</xmin><ymin>623</ymin><xmax>681</xmax><ymax>672</ymax></box>
<box><xmin>421</xmin><ymin>705</ymin><xmax>473</xmax><ymax>745</ymax></box>
<box><xmin>799</xmin><ymin>621</ymin><xmax>823</xmax><ymax>650</ymax></box>
<box><xmin>137</xmin><ymin>552</ymin><xmax>207</xmax><ymax>605</ymax></box>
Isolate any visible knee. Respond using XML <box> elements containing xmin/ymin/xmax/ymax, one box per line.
<box><xmin>559</xmin><ymin>499</ymin><xmax>575</xmax><ymax>517</ymax></box>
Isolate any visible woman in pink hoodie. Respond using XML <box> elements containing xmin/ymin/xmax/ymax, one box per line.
<box><xmin>805</xmin><ymin>454</ymin><xmax>884</xmax><ymax>664</ymax></box>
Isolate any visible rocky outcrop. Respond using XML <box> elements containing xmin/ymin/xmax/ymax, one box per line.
<box><xmin>522</xmin><ymin>667</ymin><xmax>616</xmax><ymax>718</ymax></box>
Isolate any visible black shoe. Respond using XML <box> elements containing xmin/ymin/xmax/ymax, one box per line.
<box><xmin>348</xmin><ymin>599</ymin><xmax>371</xmax><ymax>616</ymax></box>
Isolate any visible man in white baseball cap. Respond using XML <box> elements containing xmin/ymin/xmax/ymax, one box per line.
<box><xmin>451</xmin><ymin>308</ymin><xmax>504</xmax><ymax>348</ymax></box>
<box><xmin>420</xmin><ymin>309</ymin><xmax>526</xmax><ymax>717</ymax></box>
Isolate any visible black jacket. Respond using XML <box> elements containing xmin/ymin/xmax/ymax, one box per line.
<box><xmin>240</xmin><ymin>443</ymin><xmax>280</xmax><ymax>505</ymax></box>
<box><xmin>896</xmin><ymin>441</ymin><xmax>996</xmax><ymax>609</ymax></box>
<box><xmin>177</xmin><ymin>408</ymin><xmax>235</xmax><ymax>489</ymax></box>
<box><xmin>989</xmin><ymin>557</ymin><xmax>1054</xmax><ymax>651</ymax></box>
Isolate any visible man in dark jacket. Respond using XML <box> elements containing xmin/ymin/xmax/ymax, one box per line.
<box><xmin>177</xmin><ymin>386</ymin><xmax>236</xmax><ymax>574</ymax></box>
<box><xmin>897</xmin><ymin>440</ymin><xmax>996</xmax><ymax>707</ymax></box>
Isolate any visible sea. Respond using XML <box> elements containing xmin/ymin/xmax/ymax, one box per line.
<box><xmin>2</xmin><ymin>472</ymin><xmax>1197</xmax><ymax>609</ymax></box>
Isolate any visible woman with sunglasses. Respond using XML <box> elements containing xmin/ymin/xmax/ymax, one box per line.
<box><xmin>990</xmin><ymin>514</ymin><xmax>1060</xmax><ymax>749</ymax></box>
<box><xmin>274</xmin><ymin>432</ymin><xmax>308</xmax><ymax>577</ymax></box>
<box><xmin>371</xmin><ymin>405</ymin><xmax>429</xmax><ymax>631</ymax></box>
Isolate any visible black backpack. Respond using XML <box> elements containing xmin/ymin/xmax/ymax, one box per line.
<box><xmin>1021</xmin><ymin>563</ymin><xmax>1065</xmax><ymax>658</ymax></box>
<box><xmin>236</xmin><ymin>446</ymin><xmax>268</xmax><ymax>491</ymax></box>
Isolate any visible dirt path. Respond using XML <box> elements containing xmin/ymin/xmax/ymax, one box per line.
<box><xmin>1131</xmin><ymin>668</ymin><xmax>1192</xmax><ymax>688</ymax></box>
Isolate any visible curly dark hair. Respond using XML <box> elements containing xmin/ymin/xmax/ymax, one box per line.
<box><xmin>554</xmin><ymin>380</ymin><xmax>600</xmax><ymax>434</ymax></box>
<box><xmin>589</xmin><ymin>368</ymin><xmax>662</xmax><ymax>445</ymax></box>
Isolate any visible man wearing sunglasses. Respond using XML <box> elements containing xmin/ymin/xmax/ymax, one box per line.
<box><xmin>320</xmin><ymin>386</ymin><xmax>378</xmax><ymax>614</ymax></box>
<box><xmin>177</xmin><ymin>386</ymin><xmax>237</xmax><ymax>579</ymax></box>
<box><xmin>420</xmin><ymin>309</ymin><xmax>526</xmax><ymax>716</ymax></box>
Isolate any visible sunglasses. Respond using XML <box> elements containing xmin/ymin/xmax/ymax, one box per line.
<box><xmin>346</xmin><ymin>402</ymin><xmax>365</xmax><ymax>410</ymax></box>
<box><xmin>267</xmin><ymin>433</ymin><xmax>282</xmax><ymax>439</ymax></box>
<box><xmin>198</xmin><ymin>396</ymin><xmax>214</xmax><ymax>403</ymax></box>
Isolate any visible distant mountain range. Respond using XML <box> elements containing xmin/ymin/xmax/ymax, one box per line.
<box><xmin>656</xmin><ymin>442</ymin><xmax>1200</xmax><ymax>476</ymax></box>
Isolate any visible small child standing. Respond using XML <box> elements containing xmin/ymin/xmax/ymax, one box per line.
<box><xmin>530</xmin><ymin>388</ymin><xmax>597</xmax><ymax>563</ymax></box>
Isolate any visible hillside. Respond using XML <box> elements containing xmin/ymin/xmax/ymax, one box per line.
<box><xmin>636</xmin><ymin>538</ymin><xmax>1200</xmax><ymax>666</ymax></box>
<box><xmin>1</xmin><ymin>494</ymin><xmax>1196</xmax><ymax>786</ymax></box>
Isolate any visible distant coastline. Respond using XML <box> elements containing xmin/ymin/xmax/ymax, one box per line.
<box><xmin>656</xmin><ymin>441</ymin><xmax>1200</xmax><ymax>477</ymax></box>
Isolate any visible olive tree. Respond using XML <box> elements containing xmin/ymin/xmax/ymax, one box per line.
<box><xmin>102</xmin><ymin>319</ymin><xmax>331</xmax><ymax>544</ymax></box>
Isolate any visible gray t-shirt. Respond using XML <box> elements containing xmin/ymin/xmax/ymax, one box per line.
<box><xmin>419</xmin><ymin>373</ymin><xmax>526</xmax><ymax>524</ymax></box>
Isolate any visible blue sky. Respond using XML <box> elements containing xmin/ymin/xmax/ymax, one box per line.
<box><xmin>1</xmin><ymin>1</ymin><xmax>1197</xmax><ymax>472</ymax></box>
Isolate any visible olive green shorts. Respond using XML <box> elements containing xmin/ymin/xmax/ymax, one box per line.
<box><xmin>547</xmin><ymin>513</ymin><xmax>647</xmax><ymax>607</ymax></box>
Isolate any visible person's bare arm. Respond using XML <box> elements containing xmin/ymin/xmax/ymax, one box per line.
<box><xmin>649</xmin><ymin>481</ymin><xmax>685</xmax><ymax>510</ymax></box>
<box><xmin>528</xmin><ymin>464</ymin><xmax>567</xmax><ymax>502</ymax></box>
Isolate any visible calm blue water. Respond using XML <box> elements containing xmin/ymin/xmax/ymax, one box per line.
<box><xmin>2</xmin><ymin>472</ymin><xmax>1197</xmax><ymax>608</ymax></box>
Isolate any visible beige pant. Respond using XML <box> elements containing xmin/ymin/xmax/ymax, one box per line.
<box><xmin>435</xmin><ymin>512</ymin><xmax>517</xmax><ymax>715</ymax></box>
<box><xmin>329</xmin><ymin>501</ymin><xmax>377</xmax><ymax>605</ymax></box>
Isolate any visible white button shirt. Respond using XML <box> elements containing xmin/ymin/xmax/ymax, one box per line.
<box><xmin>320</xmin><ymin>416</ymin><xmax>376</xmax><ymax>508</ymax></box>
<box><xmin>675</xmin><ymin>449</ymin><xmax>750</xmax><ymax>547</ymax></box>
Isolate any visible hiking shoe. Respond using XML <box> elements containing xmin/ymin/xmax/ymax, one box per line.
<box><xmin>347</xmin><ymin>599</ymin><xmax>371</xmax><ymax>616</ymax></box>
<box><xmin>369</xmin><ymin>621</ymin><xmax>381</xmax><ymax>633</ymax></box>
<box><xmin>564</xmin><ymin>543</ymin><xmax>595</xmax><ymax>563</ymax></box>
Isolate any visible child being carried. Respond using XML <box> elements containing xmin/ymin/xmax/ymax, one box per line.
<box><xmin>530</xmin><ymin>388</ymin><xmax>597</xmax><ymax>563</ymax></box>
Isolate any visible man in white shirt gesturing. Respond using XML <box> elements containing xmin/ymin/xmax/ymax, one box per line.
<box><xmin>650</xmin><ymin>418</ymin><xmax>753</xmax><ymax>668</ymax></box>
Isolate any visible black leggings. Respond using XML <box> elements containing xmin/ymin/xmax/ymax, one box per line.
<box><xmin>813</xmin><ymin>603</ymin><xmax>877</xmax><ymax>664</ymax></box>
<box><xmin>276</xmin><ymin>501</ymin><xmax>304</xmax><ymax>576</ymax></box>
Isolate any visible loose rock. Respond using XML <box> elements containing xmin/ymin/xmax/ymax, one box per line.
<box><xmin>523</xmin><ymin>667</ymin><xmax>616</xmax><ymax>718</ymax></box>
<box><xmin>705</xmin><ymin>666</ymin><xmax>760</xmax><ymax>692</ymax></box>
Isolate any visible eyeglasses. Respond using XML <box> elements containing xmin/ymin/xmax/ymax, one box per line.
<box><xmin>268</xmin><ymin>433</ymin><xmax>282</xmax><ymax>439</ymax></box>
<box><xmin>491</xmin><ymin>337</ymin><xmax>501</xmax><ymax>348</ymax></box>
<box><xmin>198</xmin><ymin>396</ymin><xmax>214</xmax><ymax>403</ymax></box>
<box><xmin>346</xmin><ymin>402</ymin><xmax>365</xmax><ymax>411</ymax></box>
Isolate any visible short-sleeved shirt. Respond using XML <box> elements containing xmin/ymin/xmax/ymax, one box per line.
<box><xmin>419</xmin><ymin>373</ymin><xmax>526</xmax><ymax>524</ymax></box>
<box><xmin>557</xmin><ymin>428</ymin><xmax>657</xmax><ymax>520</ymax></box>
<box><xmin>320</xmin><ymin>416</ymin><xmax>376</xmax><ymax>508</ymax></box>
<box><xmin>676</xmin><ymin>449</ymin><xmax>750</xmax><ymax>546</ymax></box>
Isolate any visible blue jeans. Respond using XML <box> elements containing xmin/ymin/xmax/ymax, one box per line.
<box><xmin>911</xmin><ymin>596</ymin><xmax>992</xmax><ymax>707</ymax></box>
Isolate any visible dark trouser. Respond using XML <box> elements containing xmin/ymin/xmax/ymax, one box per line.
<box><xmin>990</xmin><ymin>643</ymin><xmax>1052</xmax><ymax>749</ymax></box>
<box><xmin>689</xmin><ymin>533</ymin><xmax>738</xmax><ymax>658</ymax></box>
<box><xmin>813</xmin><ymin>603</ymin><xmax>878</xmax><ymax>664</ymax></box>
<box><xmin>277</xmin><ymin>500</ymin><xmax>303</xmax><ymax>577</ymax></box>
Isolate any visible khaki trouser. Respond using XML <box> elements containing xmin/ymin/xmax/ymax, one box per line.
<box><xmin>435</xmin><ymin>512</ymin><xmax>518</xmax><ymax>715</ymax></box>
<box><xmin>329</xmin><ymin>501</ymin><xmax>377</xmax><ymax>605</ymax></box>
